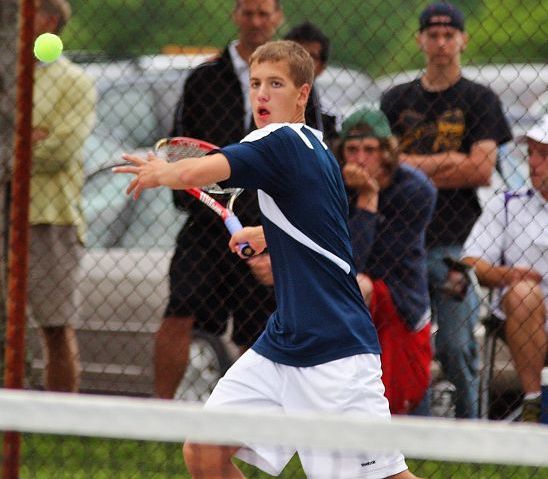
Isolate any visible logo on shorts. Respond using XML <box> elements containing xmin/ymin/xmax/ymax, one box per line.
<box><xmin>361</xmin><ymin>460</ymin><xmax>376</xmax><ymax>467</ymax></box>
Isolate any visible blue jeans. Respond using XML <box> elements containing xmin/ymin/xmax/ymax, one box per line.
<box><xmin>428</xmin><ymin>245</ymin><xmax>480</xmax><ymax>418</ymax></box>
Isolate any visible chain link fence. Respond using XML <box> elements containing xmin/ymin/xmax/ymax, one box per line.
<box><xmin>1</xmin><ymin>0</ymin><xmax>547</xmax><ymax>477</ymax></box>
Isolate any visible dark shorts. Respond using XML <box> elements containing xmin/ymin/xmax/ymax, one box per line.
<box><xmin>164</xmin><ymin>228</ymin><xmax>276</xmax><ymax>348</ymax></box>
<box><xmin>370</xmin><ymin>279</ymin><xmax>432</xmax><ymax>414</ymax></box>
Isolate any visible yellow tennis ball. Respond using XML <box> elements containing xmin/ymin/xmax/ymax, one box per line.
<box><xmin>34</xmin><ymin>33</ymin><xmax>63</xmax><ymax>63</ymax></box>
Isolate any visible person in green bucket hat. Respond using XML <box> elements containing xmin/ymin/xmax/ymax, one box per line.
<box><xmin>337</xmin><ymin>107</ymin><xmax>437</xmax><ymax>415</ymax></box>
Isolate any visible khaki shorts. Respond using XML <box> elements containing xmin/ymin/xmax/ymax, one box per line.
<box><xmin>28</xmin><ymin>225</ymin><xmax>83</xmax><ymax>328</ymax></box>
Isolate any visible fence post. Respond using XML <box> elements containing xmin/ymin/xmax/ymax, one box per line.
<box><xmin>0</xmin><ymin>0</ymin><xmax>19</xmax><ymax>389</ymax></box>
<box><xmin>2</xmin><ymin>0</ymin><xmax>36</xmax><ymax>477</ymax></box>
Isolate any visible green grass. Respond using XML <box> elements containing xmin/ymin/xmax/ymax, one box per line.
<box><xmin>4</xmin><ymin>434</ymin><xmax>545</xmax><ymax>478</ymax></box>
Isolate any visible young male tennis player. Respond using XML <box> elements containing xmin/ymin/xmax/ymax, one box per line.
<box><xmin>115</xmin><ymin>40</ymin><xmax>422</xmax><ymax>479</ymax></box>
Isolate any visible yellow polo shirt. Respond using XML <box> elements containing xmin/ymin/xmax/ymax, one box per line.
<box><xmin>31</xmin><ymin>56</ymin><xmax>96</xmax><ymax>243</ymax></box>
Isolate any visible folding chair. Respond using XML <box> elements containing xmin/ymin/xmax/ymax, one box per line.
<box><xmin>478</xmin><ymin>309</ymin><xmax>522</xmax><ymax>421</ymax></box>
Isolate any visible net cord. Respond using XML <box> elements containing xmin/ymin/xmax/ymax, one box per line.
<box><xmin>0</xmin><ymin>389</ymin><xmax>547</xmax><ymax>467</ymax></box>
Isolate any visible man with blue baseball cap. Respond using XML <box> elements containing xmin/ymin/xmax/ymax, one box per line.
<box><xmin>418</xmin><ymin>1</ymin><xmax>465</xmax><ymax>31</ymax></box>
<box><xmin>381</xmin><ymin>2</ymin><xmax>512</xmax><ymax>418</ymax></box>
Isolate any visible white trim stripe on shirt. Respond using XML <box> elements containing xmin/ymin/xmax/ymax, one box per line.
<box><xmin>242</xmin><ymin>123</ymin><xmax>328</xmax><ymax>150</ymax></box>
<box><xmin>258</xmin><ymin>190</ymin><xmax>351</xmax><ymax>274</ymax></box>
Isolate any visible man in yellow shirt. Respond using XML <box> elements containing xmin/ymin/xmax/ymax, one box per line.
<box><xmin>30</xmin><ymin>0</ymin><xmax>96</xmax><ymax>392</ymax></box>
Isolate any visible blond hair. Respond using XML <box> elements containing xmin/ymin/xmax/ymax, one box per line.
<box><xmin>249</xmin><ymin>40</ymin><xmax>314</xmax><ymax>87</ymax></box>
<box><xmin>38</xmin><ymin>0</ymin><xmax>72</xmax><ymax>34</ymax></box>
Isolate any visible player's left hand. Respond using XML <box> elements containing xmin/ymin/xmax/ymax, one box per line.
<box><xmin>113</xmin><ymin>152</ymin><xmax>167</xmax><ymax>199</ymax></box>
<box><xmin>229</xmin><ymin>226</ymin><xmax>267</xmax><ymax>257</ymax></box>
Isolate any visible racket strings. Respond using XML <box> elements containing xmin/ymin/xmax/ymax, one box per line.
<box><xmin>154</xmin><ymin>138</ymin><xmax>241</xmax><ymax>197</ymax></box>
<box><xmin>153</xmin><ymin>136</ymin><xmax>253</xmax><ymax>256</ymax></box>
<box><xmin>157</xmin><ymin>145</ymin><xmax>208</xmax><ymax>162</ymax></box>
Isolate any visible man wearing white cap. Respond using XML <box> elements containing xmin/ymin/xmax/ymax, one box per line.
<box><xmin>461</xmin><ymin>115</ymin><xmax>548</xmax><ymax>422</ymax></box>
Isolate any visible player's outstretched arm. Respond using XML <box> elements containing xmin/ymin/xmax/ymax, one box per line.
<box><xmin>229</xmin><ymin>226</ymin><xmax>267</xmax><ymax>257</ymax></box>
<box><xmin>113</xmin><ymin>151</ymin><xmax>230</xmax><ymax>199</ymax></box>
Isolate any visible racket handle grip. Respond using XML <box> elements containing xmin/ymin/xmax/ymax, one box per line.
<box><xmin>224</xmin><ymin>215</ymin><xmax>255</xmax><ymax>258</ymax></box>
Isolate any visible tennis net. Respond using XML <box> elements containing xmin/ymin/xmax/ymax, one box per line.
<box><xmin>1</xmin><ymin>389</ymin><xmax>547</xmax><ymax>478</ymax></box>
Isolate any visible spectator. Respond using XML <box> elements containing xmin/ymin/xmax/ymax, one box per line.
<box><xmin>284</xmin><ymin>21</ymin><xmax>338</xmax><ymax>143</ymax></box>
<box><xmin>380</xmin><ymin>1</ymin><xmax>512</xmax><ymax>417</ymax></box>
<box><xmin>29</xmin><ymin>0</ymin><xmax>96</xmax><ymax>392</ymax></box>
<box><xmin>157</xmin><ymin>0</ymin><xmax>283</xmax><ymax>399</ymax></box>
<box><xmin>461</xmin><ymin>115</ymin><xmax>548</xmax><ymax>422</ymax></box>
<box><xmin>338</xmin><ymin>108</ymin><xmax>437</xmax><ymax>414</ymax></box>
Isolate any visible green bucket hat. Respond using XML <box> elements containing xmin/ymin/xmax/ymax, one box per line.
<box><xmin>340</xmin><ymin>108</ymin><xmax>392</xmax><ymax>140</ymax></box>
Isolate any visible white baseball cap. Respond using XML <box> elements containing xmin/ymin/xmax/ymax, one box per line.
<box><xmin>524</xmin><ymin>114</ymin><xmax>548</xmax><ymax>144</ymax></box>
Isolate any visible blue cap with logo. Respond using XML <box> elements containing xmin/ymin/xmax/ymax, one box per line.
<box><xmin>419</xmin><ymin>2</ymin><xmax>465</xmax><ymax>31</ymax></box>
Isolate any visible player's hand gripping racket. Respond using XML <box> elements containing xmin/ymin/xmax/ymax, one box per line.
<box><xmin>154</xmin><ymin>136</ymin><xmax>254</xmax><ymax>258</ymax></box>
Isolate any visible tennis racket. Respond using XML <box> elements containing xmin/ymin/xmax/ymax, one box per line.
<box><xmin>153</xmin><ymin>136</ymin><xmax>254</xmax><ymax>258</ymax></box>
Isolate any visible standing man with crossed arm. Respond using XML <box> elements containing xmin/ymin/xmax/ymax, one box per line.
<box><xmin>381</xmin><ymin>2</ymin><xmax>512</xmax><ymax>418</ymax></box>
<box><xmin>157</xmin><ymin>0</ymin><xmax>283</xmax><ymax>399</ymax></box>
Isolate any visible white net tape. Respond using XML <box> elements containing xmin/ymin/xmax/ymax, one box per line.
<box><xmin>1</xmin><ymin>389</ymin><xmax>547</xmax><ymax>467</ymax></box>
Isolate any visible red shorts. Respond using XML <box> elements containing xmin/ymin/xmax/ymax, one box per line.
<box><xmin>370</xmin><ymin>280</ymin><xmax>432</xmax><ymax>414</ymax></box>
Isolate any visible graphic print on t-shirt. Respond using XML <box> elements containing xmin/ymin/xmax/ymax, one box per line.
<box><xmin>398</xmin><ymin>108</ymin><xmax>465</xmax><ymax>153</ymax></box>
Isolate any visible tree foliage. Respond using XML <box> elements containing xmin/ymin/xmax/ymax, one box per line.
<box><xmin>63</xmin><ymin>0</ymin><xmax>547</xmax><ymax>77</ymax></box>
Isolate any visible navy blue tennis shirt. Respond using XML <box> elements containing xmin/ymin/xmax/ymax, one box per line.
<box><xmin>220</xmin><ymin>124</ymin><xmax>381</xmax><ymax>367</ymax></box>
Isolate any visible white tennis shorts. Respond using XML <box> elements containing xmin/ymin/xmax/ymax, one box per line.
<box><xmin>204</xmin><ymin>349</ymin><xmax>408</xmax><ymax>479</ymax></box>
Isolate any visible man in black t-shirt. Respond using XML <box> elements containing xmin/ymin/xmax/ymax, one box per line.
<box><xmin>381</xmin><ymin>2</ymin><xmax>512</xmax><ymax>418</ymax></box>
